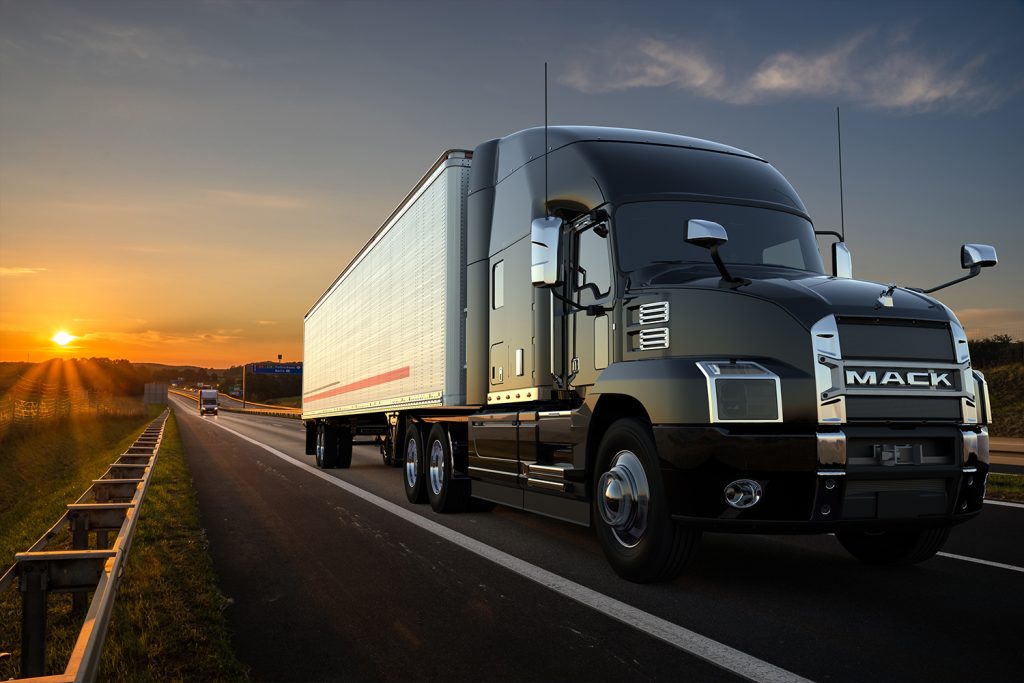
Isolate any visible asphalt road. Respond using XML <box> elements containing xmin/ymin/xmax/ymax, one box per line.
<box><xmin>168</xmin><ymin>395</ymin><xmax>1023</xmax><ymax>682</ymax></box>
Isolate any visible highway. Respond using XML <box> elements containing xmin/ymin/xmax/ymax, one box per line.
<box><xmin>168</xmin><ymin>394</ymin><xmax>1023</xmax><ymax>682</ymax></box>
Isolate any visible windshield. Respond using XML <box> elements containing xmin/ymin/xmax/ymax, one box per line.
<box><xmin>614</xmin><ymin>201</ymin><xmax>825</xmax><ymax>275</ymax></box>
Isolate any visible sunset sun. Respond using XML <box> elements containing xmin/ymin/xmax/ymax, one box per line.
<box><xmin>52</xmin><ymin>330</ymin><xmax>75</xmax><ymax>346</ymax></box>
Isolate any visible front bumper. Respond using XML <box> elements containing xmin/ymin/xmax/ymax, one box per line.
<box><xmin>654</xmin><ymin>424</ymin><xmax>988</xmax><ymax>533</ymax></box>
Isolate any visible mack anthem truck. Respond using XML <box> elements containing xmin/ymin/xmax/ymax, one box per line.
<box><xmin>302</xmin><ymin>126</ymin><xmax>996</xmax><ymax>582</ymax></box>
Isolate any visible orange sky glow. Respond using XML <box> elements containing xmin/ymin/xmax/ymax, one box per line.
<box><xmin>1</xmin><ymin>2</ymin><xmax>1021</xmax><ymax>368</ymax></box>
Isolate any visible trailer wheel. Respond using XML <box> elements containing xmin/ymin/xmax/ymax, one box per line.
<box><xmin>593</xmin><ymin>418</ymin><xmax>700</xmax><ymax>583</ymax></box>
<box><xmin>836</xmin><ymin>526</ymin><xmax>951</xmax><ymax>565</ymax></box>
<box><xmin>426</xmin><ymin>424</ymin><xmax>470</xmax><ymax>513</ymax></box>
<box><xmin>403</xmin><ymin>422</ymin><xmax>427</xmax><ymax>503</ymax></box>
<box><xmin>316</xmin><ymin>423</ymin><xmax>339</xmax><ymax>469</ymax></box>
<box><xmin>336</xmin><ymin>428</ymin><xmax>353</xmax><ymax>469</ymax></box>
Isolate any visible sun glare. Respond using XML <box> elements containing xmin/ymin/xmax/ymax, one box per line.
<box><xmin>52</xmin><ymin>330</ymin><xmax>75</xmax><ymax>346</ymax></box>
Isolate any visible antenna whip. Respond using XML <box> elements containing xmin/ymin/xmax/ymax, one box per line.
<box><xmin>545</xmin><ymin>62</ymin><xmax>549</xmax><ymax>211</ymax></box>
<box><xmin>837</xmin><ymin>106</ymin><xmax>845</xmax><ymax>242</ymax></box>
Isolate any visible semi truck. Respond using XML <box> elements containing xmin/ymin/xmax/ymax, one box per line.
<box><xmin>199</xmin><ymin>388</ymin><xmax>219</xmax><ymax>416</ymax></box>
<box><xmin>302</xmin><ymin>126</ymin><xmax>997</xmax><ymax>582</ymax></box>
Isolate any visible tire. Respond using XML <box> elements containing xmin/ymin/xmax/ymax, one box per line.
<box><xmin>426</xmin><ymin>424</ymin><xmax>470</xmax><ymax>513</ymax></box>
<box><xmin>836</xmin><ymin>526</ymin><xmax>951</xmax><ymax>565</ymax></box>
<box><xmin>317</xmin><ymin>423</ymin><xmax>339</xmax><ymax>469</ymax></box>
<box><xmin>336</xmin><ymin>428</ymin><xmax>353</xmax><ymax>469</ymax></box>
<box><xmin>403</xmin><ymin>422</ymin><xmax>427</xmax><ymax>503</ymax></box>
<box><xmin>593</xmin><ymin>418</ymin><xmax>701</xmax><ymax>583</ymax></box>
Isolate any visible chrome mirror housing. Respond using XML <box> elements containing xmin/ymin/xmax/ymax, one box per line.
<box><xmin>531</xmin><ymin>216</ymin><xmax>563</xmax><ymax>287</ymax></box>
<box><xmin>961</xmin><ymin>244</ymin><xmax>997</xmax><ymax>269</ymax></box>
<box><xmin>685</xmin><ymin>219</ymin><xmax>728</xmax><ymax>248</ymax></box>
<box><xmin>832</xmin><ymin>242</ymin><xmax>853</xmax><ymax>278</ymax></box>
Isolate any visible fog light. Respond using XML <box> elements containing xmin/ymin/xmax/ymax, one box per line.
<box><xmin>724</xmin><ymin>479</ymin><xmax>762</xmax><ymax>509</ymax></box>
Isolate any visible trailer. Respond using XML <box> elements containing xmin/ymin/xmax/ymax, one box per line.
<box><xmin>303</xmin><ymin>126</ymin><xmax>997</xmax><ymax>582</ymax></box>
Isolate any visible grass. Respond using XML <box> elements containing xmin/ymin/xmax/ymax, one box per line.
<box><xmin>982</xmin><ymin>363</ymin><xmax>1024</xmax><ymax>437</ymax></box>
<box><xmin>97</xmin><ymin>409</ymin><xmax>248</xmax><ymax>682</ymax></box>
<box><xmin>1</xmin><ymin>407</ymin><xmax>161</xmax><ymax>677</ymax></box>
<box><xmin>261</xmin><ymin>395</ymin><xmax>300</xmax><ymax>409</ymax></box>
<box><xmin>986</xmin><ymin>473</ymin><xmax>1024</xmax><ymax>503</ymax></box>
<box><xmin>0</xmin><ymin>407</ymin><xmax>247</xmax><ymax>681</ymax></box>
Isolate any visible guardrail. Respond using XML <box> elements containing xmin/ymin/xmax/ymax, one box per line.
<box><xmin>0</xmin><ymin>410</ymin><xmax>169</xmax><ymax>681</ymax></box>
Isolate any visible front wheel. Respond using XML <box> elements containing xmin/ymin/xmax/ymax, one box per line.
<box><xmin>403</xmin><ymin>422</ymin><xmax>427</xmax><ymax>503</ymax></box>
<box><xmin>837</xmin><ymin>526</ymin><xmax>951</xmax><ymax>565</ymax></box>
<box><xmin>593</xmin><ymin>418</ymin><xmax>700</xmax><ymax>583</ymax></box>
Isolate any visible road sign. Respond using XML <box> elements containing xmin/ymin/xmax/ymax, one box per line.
<box><xmin>251</xmin><ymin>363</ymin><xmax>303</xmax><ymax>375</ymax></box>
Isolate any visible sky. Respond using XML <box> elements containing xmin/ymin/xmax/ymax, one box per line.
<box><xmin>1</xmin><ymin>0</ymin><xmax>1022</xmax><ymax>367</ymax></box>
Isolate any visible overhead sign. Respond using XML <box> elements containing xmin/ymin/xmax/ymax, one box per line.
<box><xmin>252</xmin><ymin>363</ymin><xmax>303</xmax><ymax>375</ymax></box>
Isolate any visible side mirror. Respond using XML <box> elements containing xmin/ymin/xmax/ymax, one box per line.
<box><xmin>961</xmin><ymin>244</ymin><xmax>997</xmax><ymax>269</ymax></box>
<box><xmin>531</xmin><ymin>216</ymin><xmax>563</xmax><ymax>287</ymax></box>
<box><xmin>685</xmin><ymin>219</ymin><xmax>728</xmax><ymax>248</ymax></box>
<box><xmin>832</xmin><ymin>242</ymin><xmax>853</xmax><ymax>278</ymax></box>
<box><xmin>911</xmin><ymin>242</ymin><xmax>999</xmax><ymax>294</ymax></box>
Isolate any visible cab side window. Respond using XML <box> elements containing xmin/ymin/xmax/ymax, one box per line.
<box><xmin>575</xmin><ymin>224</ymin><xmax>611</xmax><ymax>302</ymax></box>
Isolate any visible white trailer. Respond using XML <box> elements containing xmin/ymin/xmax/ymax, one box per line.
<box><xmin>302</xmin><ymin>151</ymin><xmax>472</xmax><ymax>455</ymax></box>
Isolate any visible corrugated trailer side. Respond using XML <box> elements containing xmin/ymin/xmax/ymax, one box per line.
<box><xmin>302</xmin><ymin>152</ymin><xmax>472</xmax><ymax>419</ymax></box>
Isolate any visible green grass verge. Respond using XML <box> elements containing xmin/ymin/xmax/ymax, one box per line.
<box><xmin>97</xmin><ymin>409</ymin><xmax>248</xmax><ymax>681</ymax></box>
<box><xmin>986</xmin><ymin>473</ymin><xmax>1024</xmax><ymax>503</ymax></box>
<box><xmin>1</xmin><ymin>407</ymin><xmax>161</xmax><ymax>677</ymax></box>
<box><xmin>0</xmin><ymin>408</ymin><xmax>247</xmax><ymax>681</ymax></box>
<box><xmin>983</xmin><ymin>363</ymin><xmax>1024</xmax><ymax>437</ymax></box>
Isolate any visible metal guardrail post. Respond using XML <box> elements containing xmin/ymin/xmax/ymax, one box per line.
<box><xmin>18</xmin><ymin>563</ymin><xmax>47</xmax><ymax>677</ymax></box>
<box><xmin>70</xmin><ymin>512</ymin><xmax>89</xmax><ymax>613</ymax></box>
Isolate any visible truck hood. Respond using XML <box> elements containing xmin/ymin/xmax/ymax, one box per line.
<box><xmin>632</xmin><ymin>267</ymin><xmax>956</xmax><ymax>329</ymax></box>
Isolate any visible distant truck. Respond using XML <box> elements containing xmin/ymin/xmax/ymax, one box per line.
<box><xmin>302</xmin><ymin>126</ymin><xmax>997</xmax><ymax>582</ymax></box>
<box><xmin>199</xmin><ymin>389</ymin><xmax>219</xmax><ymax>416</ymax></box>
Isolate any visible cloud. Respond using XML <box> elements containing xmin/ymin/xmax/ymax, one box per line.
<box><xmin>561</xmin><ymin>38</ymin><xmax>724</xmax><ymax>97</ymax></box>
<box><xmin>561</xmin><ymin>31</ymin><xmax>1010</xmax><ymax>112</ymax></box>
<box><xmin>255</xmin><ymin>320</ymin><xmax>278</xmax><ymax>326</ymax></box>
<box><xmin>40</xmin><ymin>18</ymin><xmax>236</xmax><ymax>72</ymax></box>
<box><xmin>82</xmin><ymin>328</ymin><xmax>242</xmax><ymax>347</ymax></box>
<box><xmin>0</xmin><ymin>266</ymin><xmax>47</xmax><ymax>276</ymax></box>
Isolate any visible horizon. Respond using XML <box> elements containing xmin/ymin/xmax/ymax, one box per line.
<box><xmin>2</xmin><ymin>0</ymin><xmax>1022</xmax><ymax>366</ymax></box>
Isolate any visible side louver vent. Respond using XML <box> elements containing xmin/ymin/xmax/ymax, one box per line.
<box><xmin>639</xmin><ymin>328</ymin><xmax>670</xmax><ymax>350</ymax></box>
<box><xmin>639</xmin><ymin>301</ymin><xmax>669</xmax><ymax>325</ymax></box>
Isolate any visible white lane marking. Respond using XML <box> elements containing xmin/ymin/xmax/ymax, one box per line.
<box><xmin>984</xmin><ymin>499</ymin><xmax>1024</xmax><ymax>509</ymax></box>
<box><xmin>937</xmin><ymin>553</ymin><xmax>1024</xmax><ymax>573</ymax></box>
<box><xmin>206</xmin><ymin>418</ymin><xmax>810</xmax><ymax>683</ymax></box>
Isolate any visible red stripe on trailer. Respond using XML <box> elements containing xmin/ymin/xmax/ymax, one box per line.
<box><xmin>304</xmin><ymin>366</ymin><xmax>411</xmax><ymax>403</ymax></box>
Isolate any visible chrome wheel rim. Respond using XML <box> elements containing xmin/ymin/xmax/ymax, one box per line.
<box><xmin>315</xmin><ymin>428</ymin><xmax>324</xmax><ymax>467</ymax></box>
<box><xmin>597</xmin><ymin>450</ymin><xmax>650</xmax><ymax>548</ymax></box>
<box><xmin>405</xmin><ymin>435</ymin><xmax>419</xmax><ymax>488</ymax></box>
<box><xmin>429</xmin><ymin>439</ymin><xmax>445</xmax><ymax>496</ymax></box>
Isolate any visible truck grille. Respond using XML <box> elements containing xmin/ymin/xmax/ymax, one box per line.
<box><xmin>837</xmin><ymin>318</ymin><xmax>954</xmax><ymax>362</ymax></box>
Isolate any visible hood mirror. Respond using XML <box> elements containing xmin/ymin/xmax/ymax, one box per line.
<box><xmin>686</xmin><ymin>219</ymin><xmax>745</xmax><ymax>285</ymax></box>
<box><xmin>531</xmin><ymin>216</ymin><xmax>563</xmax><ymax>287</ymax></box>
<box><xmin>685</xmin><ymin>219</ymin><xmax>728</xmax><ymax>248</ymax></box>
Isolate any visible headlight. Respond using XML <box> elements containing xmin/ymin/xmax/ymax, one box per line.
<box><xmin>696</xmin><ymin>361</ymin><xmax>783</xmax><ymax>423</ymax></box>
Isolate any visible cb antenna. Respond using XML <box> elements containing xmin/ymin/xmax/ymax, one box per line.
<box><xmin>837</xmin><ymin>106</ymin><xmax>846</xmax><ymax>242</ymax></box>
<box><xmin>544</xmin><ymin>62</ymin><xmax>549</xmax><ymax>211</ymax></box>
